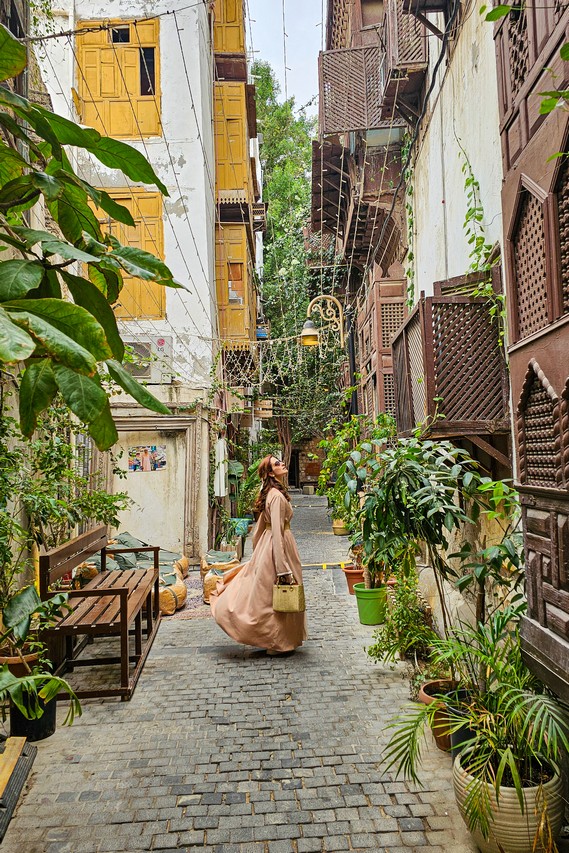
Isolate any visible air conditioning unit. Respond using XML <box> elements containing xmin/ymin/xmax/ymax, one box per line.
<box><xmin>124</xmin><ymin>336</ymin><xmax>173</xmax><ymax>384</ymax></box>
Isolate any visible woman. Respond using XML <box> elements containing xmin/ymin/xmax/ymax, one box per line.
<box><xmin>210</xmin><ymin>455</ymin><xmax>307</xmax><ymax>654</ymax></box>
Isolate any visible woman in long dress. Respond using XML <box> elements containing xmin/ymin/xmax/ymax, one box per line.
<box><xmin>210</xmin><ymin>455</ymin><xmax>307</xmax><ymax>654</ymax></box>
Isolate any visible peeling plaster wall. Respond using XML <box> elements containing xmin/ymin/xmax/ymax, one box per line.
<box><xmin>411</xmin><ymin>9</ymin><xmax>503</xmax><ymax>296</ymax></box>
<box><xmin>38</xmin><ymin>1</ymin><xmax>215</xmax><ymax>556</ymax></box>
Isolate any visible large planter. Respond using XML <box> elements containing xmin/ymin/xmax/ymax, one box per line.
<box><xmin>353</xmin><ymin>583</ymin><xmax>386</xmax><ymax>625</ymax></box>
<box><xmin>332</xmin><ymin>518</ymin><xmax>349</xmax><ymax>536</ymax></box>
<box><xmin>231</xmin><ymin>517</ymin><xmax>251</xmax><ymax>537</ymax></box>
<box><xmin>342</xmin><ymin>564</ymin><xmax>365</xmax><ymax>595</ymax></box>
<box><xmin>418</xmin><ymin>679</ymin><xmax>458</xmax><ymax>752</ymax></box>
<box><xmin>453</xmin><ymin>753</ymin><xmax>564</xmax><ymax>853</ymax></box>
<box><xmin>0</xmin><ymin>649</ymin><xmax>39</xmax><ymax>678</ymax></box>
<box><xmin>10</xmin><ymin>698</ymin><xmax>57</xmax><ymax>742</ymax></box>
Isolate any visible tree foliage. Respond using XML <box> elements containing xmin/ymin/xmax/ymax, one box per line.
<box><xmin>0</xmin><ymin>25</ymin><xmax>174</xmax><ymax>449</ymax></box>
<box><xmin>253</xmin><ymin>61</ymin><xmax>346</xmax><ymax>446</ymax></box>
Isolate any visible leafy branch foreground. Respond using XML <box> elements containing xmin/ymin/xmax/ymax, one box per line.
<box><xmin>0</xmin><ymin>25</ymin><xmax>176</xmax><ymax>449</ymax></box>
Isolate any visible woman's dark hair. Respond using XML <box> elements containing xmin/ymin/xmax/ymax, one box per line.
<box><xmin>253</xmin><ymin>454</ymin><xmax>290</xmax><ymax>514</ymax></box>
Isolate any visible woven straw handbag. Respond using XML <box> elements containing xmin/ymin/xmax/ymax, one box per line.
<box><xmin>273</xmin><ymin>582</ymin><xmax>306</xmax><ymax>613</ymax></box>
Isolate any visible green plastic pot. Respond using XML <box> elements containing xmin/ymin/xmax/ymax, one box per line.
<box><xmin>353</xmin><ymin>583</ymin><xmax>386</xmax><ymax>625</ymax></box>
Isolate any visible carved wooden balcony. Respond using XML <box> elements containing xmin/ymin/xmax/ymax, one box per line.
<box><xmin>319</xmin><ymin>44</ymin><xmax>385</xmax><ymax>134</ymax></box>
<box><xmin>381</xmin><ymin>0</ymin><xmax>428</xmax><ymax>123</ymax></box>
<box><xmin>391</xmin><ymin>292</ymin><xmax>511</xmax><ymax>454</ymax></box>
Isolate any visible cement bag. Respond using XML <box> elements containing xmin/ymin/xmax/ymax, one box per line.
<box><xmin>174</xmin><ymin>555</ymin><xmax>190</xmax><ymax>578</ymax></box>
<box><xmin>158</xmin><ymin>571</ymin><xmax>187</xmax><ymax>615</ymax></box>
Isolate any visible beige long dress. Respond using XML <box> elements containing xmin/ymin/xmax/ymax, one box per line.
<box><xmin>210</xmin><ymin>488</ymin><xmax>307</xmax><ymax>652</ymax></box>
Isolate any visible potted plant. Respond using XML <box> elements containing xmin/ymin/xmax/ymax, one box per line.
<box><xmin>0</xmin><ymin>585</ymin><xmax>81</xmax><ymax>741</ymax></box>
<box><xmin>382</xmin><ymin>605</ymin><xmax>569</xmax><ymax>853</ymax></box>
<box><xmin>341</xmin><ymin>529</ymin><xmax>365</xmax><ymax>594</ymax></box>
<box><xmin>318</xmin><ymin>414</ymin><xmax>395</xmax><ymax>538</ymax></box>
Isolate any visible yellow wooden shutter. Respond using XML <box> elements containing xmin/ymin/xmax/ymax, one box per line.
<box><xmin>214</xmin><ymin>83</ymin><xmax>248</xmax><ymax>198</ymax></box>
<box><xmin>76</xmin><ymin>20</ymin><xmax>161</xmax><ymax>139</ymax></box>
<box><xmin>213</xmin><ymin>0</ymin><xmax>245</xmax><ymax>54</ymax></box>
<box><xmin>215</xmin><ymin>224</ymin><xmax>254</xmax><ymax>341</ymax></box>
<box><xmin>94</xmin><ymin>190</ymin><xmax>165</xmax><ymax>319</ymax></box>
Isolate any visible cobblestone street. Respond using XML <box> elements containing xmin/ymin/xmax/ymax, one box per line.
<box><xmin>7</xmin><ymin>496</ymin><xmax>476</xmax><ymax>853</ymax></box>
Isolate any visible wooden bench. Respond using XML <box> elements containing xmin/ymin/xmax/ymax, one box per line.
<box><xmin>39</xmin><ymin>524</ymin><xmax>161</xmax><ymax>700</ymax></box>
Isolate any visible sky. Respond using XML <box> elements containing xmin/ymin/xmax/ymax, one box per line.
<box><xmin>247</xmin><ymin>0</ymin><xmax>323</xmax><ymax>114</ymax></box>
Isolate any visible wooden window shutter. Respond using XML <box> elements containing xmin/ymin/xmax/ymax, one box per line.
<box><xmin>93</xmin><ymin>190</ymin><xmax>165</xmax><ymax>319</ymax></box>
<box><xmin>76</xmin><ymin>20</ymin><xmax>161</xmax><ymax>139</ymax></box>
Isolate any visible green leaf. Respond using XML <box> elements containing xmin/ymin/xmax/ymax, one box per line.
<box><xmin>0</xmin><ymin>260</ymin><xmax>44</xmax><ymax>301</ymax></box>
<box><xmin>48</xmin><ymin>181</ymin><xmax>102</xmax><ymax>243</ymax></box>
<box><xmin>87</xmin><ymin>264</ymin><xmax>122</xmax><ymax>303</ymax></box>
<box><xmin>2</xmin><ymin>585</ymin><xmax>41</xmax><ymax>643</ymax></box>
<box><xmin>31</xmin><ymin>107</ymin><xmax>168</xmax><ymax>194</ymax></box>
<box><xmin>0</xmin><ymin>24</ymin><xmax>28</xmax><ymax>82</ymax></box>
<box><xmin>31</xmin><ymin>172</ymin><xmax>64</xmax><ymax>201</ymax></box>
<box><xmin>0</xmin><ymin>91</ymin><xmax>63</xmax><ymax>159</ymax></box>
<box><xmin>19</xmin><ymin>358</ymin><xmax>57</xmax><ymax>435</ymax></box>
<box><xmin>107</xmin><ymin>239</ymin><xmax>180</xmax><ymax>286</ymax></box>
<box><xmin>0</xmin><ymin>143</ymin><xmax>27</xmax><ymax>183</ymax></box>
<box><xmin>61</xmin><ymin>270</ymin><xmax>124</xmax><ymax>361</ymax></box>
<box><xmin>106</xmin><ymin>359</ymin><xmax>170</xmax><ymax>414</ymax></box>
<box><xmin>89</xmin><ymin>137</ymin><xmax>168</xmax><ymax>196</ymax></box>
<box><xmin>6</xmin><ymin>309</ymin><xmax>96</xmax><ymax>373</ymax></box>
<box><xmin>98</xmin><ymin>191</ymin><xmax>135</xmax><ymax>227</ymax></box>
<box><xmin>10</xmin><ymin>226</ymin><xmax>100</xmax><ymax>263</ymax></box>
<box><xmin>53</xmin><ymin>364</ymin><xmax>107</xmax><ymax>423</ymax></box>
<box><xmin>560</xmin><ymin>43</ymin><xmax>569</xmax><ymax>62</ymax></box>
<box><xmin>485</xmin><ymin>4</ymin><xmax>511</xmax><ymax>21</ymax></box>
<box><xmin>88</xmin><ymin>399</ymin><xmax>118</xmax><ymax>450</ymax></box>
<box><xmin>7</xmin><ymin>298</ymin><xmax>111</xmax><ymax>361</ymax></box>
<box><xmin>539</xmin><ymin>96</ymin><xmax>562</xmax><ymax>115</ymax></box>
<box><xmin>0</xmin><ymin>304</ymin><xmax>35</xmax><ymax>362</ymax></box>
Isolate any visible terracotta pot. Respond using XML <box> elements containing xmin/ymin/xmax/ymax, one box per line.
<box><xmin>453</xmin><ymin>753</ymin><xmax>564</xmax><ymax>853</ymax></box>
<box><xmin>342</xmin><ymin>564</ymin><xmax>365</xmax><ymax>594</ymax></box>
<box><xmin>0</xmin><ymin>649</ymin><xmax>39</xmax><ymax>678</ymax></box>
<box><xmin>417</xmin><ymin>678</ymin><xmax>458</xmax><ymax>752</ymax></box>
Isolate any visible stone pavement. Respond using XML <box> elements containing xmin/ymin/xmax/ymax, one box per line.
<box><xmin>5</xmin><ymin>495</ymin><xmax>477</xmax><ymax>853</ymax></box>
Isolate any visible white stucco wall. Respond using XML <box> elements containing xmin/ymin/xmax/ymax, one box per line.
<box><xmin>38</xmin><ymin>0</ymin><xmax>216</xmax><ymax>389</ymax></box>
<box><xmin>37</xmin><ymin>1</ymin><xmax>216</xmax><ymax>557</ymax></box>
<box><xmin>411</xmin><ymin>6</ymin><xmax>503</xmax><ymax>296</ymax></box>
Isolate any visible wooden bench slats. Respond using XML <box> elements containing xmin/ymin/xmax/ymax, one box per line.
<box><xmin>40</xmin><ymin>527</ymin><xmax>161</xmax><ymax>700</ymax></box>
<box><xmin>53</xmin><ymin>570</ymin><xmax>156</xmax><ymax>632</ymax></box>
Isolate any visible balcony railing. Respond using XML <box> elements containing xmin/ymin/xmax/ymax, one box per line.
<box><xmin>381</xmin><ymin>0</ymin><xmax>428</xmax><ymax>121</ymax></box>
<box><xmin>392</xmin><ymin>294</ymin><xmax>510</xmax><ymax>437</ymax></box>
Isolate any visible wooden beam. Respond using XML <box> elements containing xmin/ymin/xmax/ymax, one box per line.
<box><xmin>464</xmin><ymin>434</ymin><xmax>512</xmax><ymax>469</ymax></box>
<box><xmin>410</xmin><ymin>10</ymin><xmax>443</xmax><ymax>38</ymax></box>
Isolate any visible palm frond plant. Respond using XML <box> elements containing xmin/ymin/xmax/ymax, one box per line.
<box><xmin>382</xmin><ymin>606</ymin><xmax>569</xmax><ymax>851</ymax></box>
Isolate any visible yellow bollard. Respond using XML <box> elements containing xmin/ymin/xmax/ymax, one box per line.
<box><xmin>322</xmin><ymin>563</ymin><xmax>327</xmax><ymax>571</ymax></box>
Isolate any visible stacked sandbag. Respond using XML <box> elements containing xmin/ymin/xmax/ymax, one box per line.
<box><xmin>158</xmin><ymin>566</ymin><xmax>188</xmax><ymax>615</ymax></box>
<box><xmin>200</xmin><ymin>549</ymin><xmax>239</xmax><ymax>578</ymax></box>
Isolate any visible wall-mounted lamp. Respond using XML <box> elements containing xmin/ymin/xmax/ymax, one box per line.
<box><xmin>300</xmin><ymin>295</ymin><xmax>345</xmax><ymax>348</ymax></box>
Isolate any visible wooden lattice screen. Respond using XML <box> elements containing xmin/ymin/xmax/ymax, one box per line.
<box><xmin>506</xmin><ymin>8</ymin><xmax>530</xmax><ymax>104</ymax></box>
<box><xmin>512</xmin><ymin>190</ymin><xmax>549</xmax><ymax>340</ymax></box>
<box><xmin>392</xmin><ymin>295</ymin><xmax>509</xmax><ymax>435</ymax></box>
<box><xmin>319</xmin><ymin>46</ymin><xmax>384</xmax><ymax>134</ymax></box>
<box><xmin>384</xmin><ymin>0</ymin><xmax>427</xmax><ymax>72</ymax></box>
<box><xmin>517</xmin><ymin>360</ymin><xmax>561</xmax><ymax>488</ymax></box>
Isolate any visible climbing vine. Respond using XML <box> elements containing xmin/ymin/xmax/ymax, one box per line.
<box><xmin>460</xmin><ymin>152</ymin><xmax>507</xmax><ymax>348</ymax></box>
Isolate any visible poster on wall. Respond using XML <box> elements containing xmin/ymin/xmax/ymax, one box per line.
<box><xmin>128</xmin><ymin>445</ymin><xmax>167</xmax><ymax>473</ymax></box>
